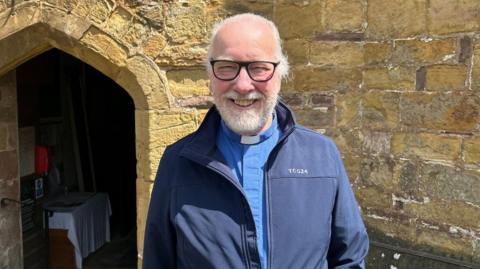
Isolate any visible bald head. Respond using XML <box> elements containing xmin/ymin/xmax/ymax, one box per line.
<box><xmin>207</xmin><ymin>13</ymin><xmax>289</xmax><ymax>79</ymax></box>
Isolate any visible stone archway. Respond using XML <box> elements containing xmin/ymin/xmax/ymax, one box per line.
<box><xmin>0</xmin><ymin>2</ymin><xmax>196</xmax><ymax>267</ymax></box>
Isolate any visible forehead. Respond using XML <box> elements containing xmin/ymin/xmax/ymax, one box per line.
<box><xmin>211</xmin><ymin>20</ymin><xmax>277</xmax><ymax>60</ymax></box>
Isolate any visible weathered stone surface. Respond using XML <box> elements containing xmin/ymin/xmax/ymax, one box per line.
<box><xmin>7</xmin><ymin>123</ymin><xmax>16</xmax><ymax>150</ymax></box>
<box><xmin>122</xmin><ymin>17</ymin><xmax>149</xmax><ymax>47</ymax></box>
<box><xmin>142</xmin><ymin>33</ymin><xmax>167</xmax><ymax>59</ymax></box>
<box><xmin>363</xmin><ymin>67</ymin><xmax>416</xmax><ymax>90</ymax></box>
<box><xmin>361</xmin><ymin>131</ymin><xmax>391</xmax><ymax>155</ymax></box>
<box><xmin>138</xmin><ymin>2</ymin><xmax>164</xmax><ymax>29</ymax></box>
<box><xmin>80</xmin><ymin>27</ymin><xmax>128</xmax><ymax>66</ymax></box>
<box><xmin>464</xmin><ymin>136</ymin><xmax>480</xmax><ymax>164</ymax></box>
<box><xmin>293</xmin><ymin>107</ymin><xmax>335</xmax><ymax>129</ymax></box>
<box><xmin>472</xmin><ymin>40</ymin><xmax>480</xmax><ymax>91</ymax></box>
<box><xmin>0</xmin><ymin>150</ymin><xmax>18</xmax><ymax>179</ymax></box>
<box><xmin>391</xmin><ymin>38</ymin><xmax>457</xmax><ymax>65</ymax></box>
<box><xmin>425</xmin><ymin>65</ymin><xmax>467</xmax><ymax>91</ymax></box>
<box><xmin>40</xmin><ymin>7</ymin><xmax>91</xmax><ymax>40</ymax></box>
<box><xmin>274</xmin><ymin>3</ymin><xmax>322</xmax><ymax>39</ymax></box>
<box><xmin>126</xmin><ymin>56</ymin><xmax>169</xmax><ymax>110</ymax></box>
<box><xmin>292</xmin><ymin>67</ymin><xmax>362</xmax><ymax>92</ymax></box>
<box><xmin>400</xmin><ymin>92</ymin><xmax>480</xmax><ymax>131</ymax></box>
<box><xmin>330</xmin><ymin>128</ymin><xmax>363</xmax><ymax>155</ymax></box>
<box><xmin>364</xmin><ymin>42</ymin><xmax>392</xmax><ymax>65</ymax></box>
<box><xmin>362</xmin><ymin>91</ymin><xmax>400</xmax><ymax>130</ymax></box>
<box><xmin>0</xmin><ymin>125</ymin><xmax>6</xmax><ymax>151</ymax></box>
<box><xmin>336</xmin><ymin>90</ymin><xmax>362</xmax><ymax>127</ymax></box>
<box><xmin>0</xmin><ymin>106</ymin><xmax>16</xmax><ymax>124</ymax></box>
<box><xmin>164</xmin><ymin>1</ymin><xmax>208</xmax><ymax>44</ymax></box>
<box><xmin>356</xmin><ymin>186</ymin><xmax>393</xmax><ymax>210</ymax></box>
<box><xmin>309</xmin><ymin>41</ymin><xmax>364</xmax><ymax>67</ymax></box>
<box><xmin>176</xmin><ymin>96</ymin><xmax>213</xmax><ymax>109</ymax></box>
<box><xmin>366</xmin><ymin>0</ymin><xmax>427</xmax><ymax>39</ymax></box>
<box><xmin>167</xmin><ymin>69</ymin><xmax>210</xmax><ymax>98</ymax></box>
<box><xmin>420</xmin><ymin>164</ymin><xmax>480</xmax><ymax>205</ymax></box>
<box><xmin>104</xmin><ymin>7</ymin><xmax>133</xmax><ymax>40</ymax></box>
<box><xmin>428</xmin><ymin>0</ymin><xmax>480</xmax><ymax>35</ymax></box>
<box><xmin>88</xmin><ymin>0</ymin><xmax>115</xmax><ymax>24</ymax></box>
<box><xmin>280</xmin><ymin>92</ymin><xmax>305</xmax><ymax>107</ymax></box>
<box><xmin>403</xmin><ymin>199</ymin><xmax>480</xmax><ymax>231</ymax></box>
<box><xmin>310</xmin><ymin>93</ymin><xmax>334</xmax><ymax>107</ymax></box>
<box><xmin>284</xmin><ymin>39</ymin><xmax>309</xmax><ymax>64</ymax></box>
<box><xmin>359</xmin><ymin>156</ymin><xmax>399</xmax><ymax>191</ymax></box>
<box><xmin>392</xmin><ymin>132</ymin><xmax>462</xmax><ymax>161</ymax></box>
<box><xmin>323</xmin><ymin>0</ymin><xmax>365</xmax><ymax>32</ymax></box>
<box><xmin>155</xmin><ymin>44</ymin><xmax>207</xmax><ymax>66</ymax></box>
<box><xmin>0</xmin><ymin>2</ymin><xmax>41</xmax><ymax>40</ymax></box>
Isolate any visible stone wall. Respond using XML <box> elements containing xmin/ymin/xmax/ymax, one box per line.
<box><xmin>0</xmin><ymin>0</ymin><xmax>479</xmax><ymax>268</ymax></box>
<box><xmin>0</xmin><ymin>71</ymin><xmax>21</xmax><ymax>269</ymax></box>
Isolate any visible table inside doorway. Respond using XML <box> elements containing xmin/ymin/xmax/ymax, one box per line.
<box><xmin>44</xmin><ymin>192</ymin><xmax>112</xmax><ymax>269</ymax></box>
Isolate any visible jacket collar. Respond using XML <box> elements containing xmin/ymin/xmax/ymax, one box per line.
<box><xmin>180</xmin><ymin>101</ymin><xmax>296</xmax><ymax>160</ymax></box>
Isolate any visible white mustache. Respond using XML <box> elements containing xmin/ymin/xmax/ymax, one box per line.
<box><xmin>223</xmin><ymin>90</ymin><xmax>264</xmax><ymax>100</ymax></box>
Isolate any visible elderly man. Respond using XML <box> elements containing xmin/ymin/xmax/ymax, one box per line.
<box><xmin>143</xmin><ymin>13</ymin><xmax>369</xmax><ymax>269</ymax></box>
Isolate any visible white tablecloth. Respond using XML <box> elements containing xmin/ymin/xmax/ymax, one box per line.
<box><xmin>44</xmin><ymin>192</ymin><xmax>112</xmax><ymax>269</ymax></box>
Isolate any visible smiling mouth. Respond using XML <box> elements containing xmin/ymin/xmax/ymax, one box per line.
<box><xmin>231</xmin><ymin>99</ymin><xmax>257</xmax><ymax>107</ymax></box>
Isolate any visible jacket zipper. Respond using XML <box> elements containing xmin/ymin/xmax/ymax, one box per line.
<box><xmin>265</xmin><ymin>127</ymin><xmax>295</xmax><ymax>269</ymax></box>
<box><xmin>183</xmin><ymin>151</ymin><xmax>260</xmax><ymax>269</ymax></box>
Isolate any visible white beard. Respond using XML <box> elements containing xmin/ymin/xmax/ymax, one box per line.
<box><xmin>214</xmin><ymin>89</ymin><xmax>278</xmax><ymax>136</ymax></box>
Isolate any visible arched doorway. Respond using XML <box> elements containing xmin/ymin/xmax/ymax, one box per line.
<box><xmin>16</xmin><ymin>48</ymin><xmax>137</xmax><ymax>268</ymax></box>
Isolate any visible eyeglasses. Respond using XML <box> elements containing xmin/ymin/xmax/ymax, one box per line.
<box><xmin>210</xmin><ymin>60</ymin><xmax>279</xmax><ymax>82</ymax></box>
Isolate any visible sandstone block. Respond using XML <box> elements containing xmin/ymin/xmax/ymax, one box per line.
<box><xmin>359</xmin><ymin>156</ymin><xmax>399</xmax><ymax>191</ymax></box>
<box><xmin>310</xmin><ymin>93</ymin><xmax>334</xmax><ymax>107</ymax></box>
<box><xmin>323</xmin><ymin>0</ymin><xmax>365</xmax><ymax>32</ymax></box>
<box><xmin>292</xmin><ymin>67</ymin><xmax>362</xmax><ymax>92</ymax></box>
<box><xmin>392</xmin><ymin>132</ymin><xmax>462</xmax><ymax>161</ymax></box>
<box><xmin>126</xmin><ymin>56</ymin><xmax>170</xmax><ymax>110</ymax></box>
<box><xmin>421</xmin><ymin>164</ymin><xmax>480</xmax><ymax>205</ymax></box>
<box><xmin>104</xmin><ymin>7</ymin><xmax>133</xmax><ymax>40</ymax></box>
<box><xmin>464</xmin><ymin>136</ymin><xmax>480</xmax><ymax>164</ymax></box>
<box><xmin>469</xmin><ymin>41</ymin><xmax>480</xmax><ymax>91</ymax></box>
<box><xmin>293</xmin><ymin>107</ymin><xmax>335</xmax><ymax>129</ymax></box>
<box><xmin>148</xmin><ymin>110</ymin><xmax>197</xmax><ymax>131</ymax></box>
<box><xmin>88</xmin><ymin>0</ymin><xmax>114</xmax><ymax>25</ymax></box>
<box><xmin>391</xmin><ymin>38</ymin><xmax>457</xmax><ymax>65</ymax></box>
<box><xmin>40</xmin><ymin>7</ymin><xmax>91</xmax><ymax>40</ymax></box>
<box><xmin>164</xmin><ymin>2</ymin><xmax>208</xmax><ymax>44</ymax></box>
<box><xmin>274</xmin><ymin>3</ymin><xmax>322</xmax><ymax>39</ymax></box>
<box><xmin>355</xmin><ymin>186</ymin><xmax>393</xmax><ymax>210</ymax></box>
<box><xmin>142</xmin><ymin>33</ymin><xmax>167</xmax><ymax>59</ymax></box>
<box><xmin>122</xmin><ymin>18</ymin><xmax>149</xmax><ymax>47</ymax></box>
<box><xmin>80</xmin><ymin>27</ymin><xmax>128</xmax><ymax>66</ymax></box>
<box><xmin>361</xmin><ymin>131</ymin><xmax>391</xmax><ymax>155</ymax></box>
<box><xmin>364</xmin><ymin>42</ymin><xmax>392</xmax><ymax>65</ymax></box>
<box><xmin>167</xmin><ymin>69</ymin><xmax>210</xmax><ymax>98</ymax></box>
<box><xmin>309</xmin><ymin>41</ymin><xmax>364</xmax><ymax>67</ymax></box>
<box><xmin>400</xmin><ymin>92</ymin><xmax>480</xmax><ymax>131</ymax></box>
<box><xmin>329</xmin><ymin>128</ymin><xmax>363</xmax><ymax>155</ymax></box>
<box><xmin>222</xmin><ymin>0</ymin><xmax>273</xmax><ymax>18</ymax></box>
<box><xmin>363</xmin><ymin>67</ymin><xmax>416</xmax><ymax>90</ymax></box>
<box><xmin>0</xmin><ymin>126</ymin><xmax>6</xmax><ymax>151</ymax></box>
<box><xmin>336</xmin><ymin>91</ymin><xmax>362</xmax><ymax>128</ymax></box>
<box><xmin>425</xmin><ymin>65</ymin><xmax>467</xmax><ymax>91</ymax></box>
<box><xmin>155</xmin><ymin>44</ymin><xmax>207</xmax><ymax>66</ymax></box>
<box><xmin>428</xmin><ymin>0</ymin><xmax>480</xmax><ymax>35</ymax></box>
<box><xmin>0</xmin><ymin>106</ymin><xmax>16</xmax><ymax>124</ymax></box>
<box><xmin>366</xmin><ymin>0</ymin><xmax>427</xmax><ymax>39</ymax></box>
<box><xmin>402</xmin><ymin>199</ymin><xmax>480</xmax><ymax>232</ymax></box>
<box><xmin>284</xmin><ymin>39</ymin><xmax>309</xmax><ymax>64</ymax></box>
<box><xmin>138</xmin><ymin>2</ymin><xmax>164</xmax><ymax>29</ymax></box>
<box><xmin>0</xmin><ymin>150</ymin><xmax>17</xmax><ymax>179</ymax></box>
<box><xmin>279</xmin><ymin>92</ymin><xmax>305</xmax><ymax>107</ymax></box>
<box><xmin>7</xmin><ymin>123</ymin><xmax>16</xmax><ymax>150</ymax></box>
<box><xmin>362</xmin><ymin>91</ymin><xmax>400</xmax><ymax>130</ymax></box>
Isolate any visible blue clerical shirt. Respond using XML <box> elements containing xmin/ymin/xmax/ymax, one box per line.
<box><xmin>217</xmin><ymin>116</ymin><xmax>280</xmax><ymax>269</ymax></box>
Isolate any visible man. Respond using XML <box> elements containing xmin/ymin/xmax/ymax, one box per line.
<box><xmin>143</xmin><ymin>13</ymin><xmax>369</xmax><ymax>269</ymax></box>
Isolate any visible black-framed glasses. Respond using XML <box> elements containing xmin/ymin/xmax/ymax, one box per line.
<box><xmin>210</xmin><ymin>60</ymin><xmax>279</xmax><ymax>82</ymax></box>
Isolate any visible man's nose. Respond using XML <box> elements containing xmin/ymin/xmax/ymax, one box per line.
<box><xmin>234</xmin><ymin>67</ymin><xmax>255</xmax><ymax>93</ymax></box>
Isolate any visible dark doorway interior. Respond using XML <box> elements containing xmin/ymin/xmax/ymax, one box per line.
<box><xmin>17</xmin><ymin>49</ymin><xmax>137</xmax><ymax>268</ymax></box>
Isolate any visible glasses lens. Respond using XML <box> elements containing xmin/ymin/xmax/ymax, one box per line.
<box><xmin>248</xmin><ymin>62</ymin><xmax>275</xmax><ymax>81</ymax></box>
<box><xmin>213</xmin><ymin>61</ymin><xmax>240</xmax><ymax>80</ymax></box>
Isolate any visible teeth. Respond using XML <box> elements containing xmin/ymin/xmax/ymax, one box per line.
<box><xmin>233</xmin><ymin>99</ymin><xmax>255</xmax><ymax>107</ymax></box>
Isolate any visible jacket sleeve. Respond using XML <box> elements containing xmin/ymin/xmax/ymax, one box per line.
<box><xmin>142</xmin><ymin>147</ymin><xmax>177</xmax><ymax>268</ymax></box>
<box><xmin>327</xmin><ymin>145</ymin><xmax>369</xmax><ymax>269</ymax></box>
